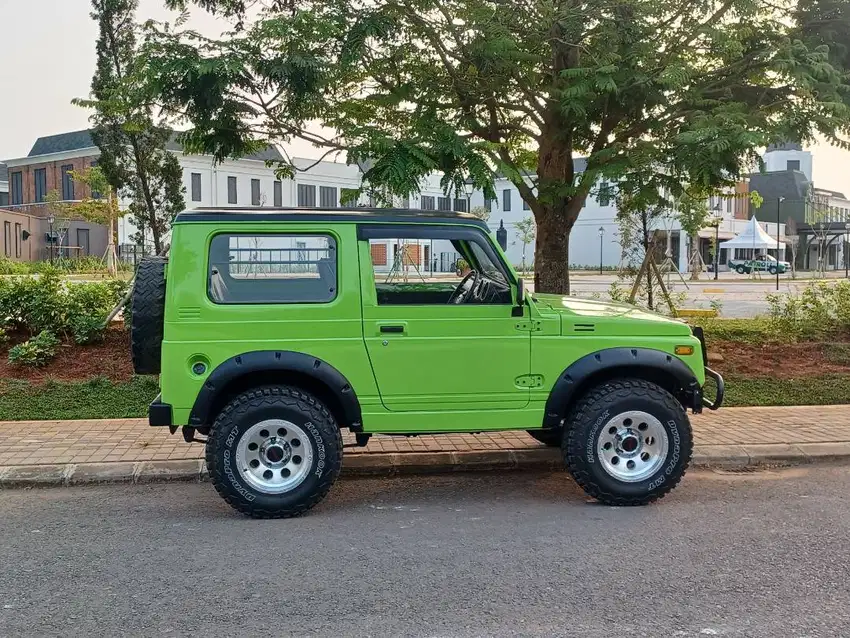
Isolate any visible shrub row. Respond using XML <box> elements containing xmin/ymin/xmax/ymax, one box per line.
<box><xmin>0</xmin><ymin>270</ymin><xmax>128</xmax><ymax>366</ymax></box>
<box><xmin>0</xmin><ymin>256</ymin><xmax>133</xmax><ymax>275</ymax></box>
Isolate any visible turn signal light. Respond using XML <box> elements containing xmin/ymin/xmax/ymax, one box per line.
<box><xmin>675</xmin><ymin>345</ymin><xmax>695</xmax><ymax>356</ymax></box>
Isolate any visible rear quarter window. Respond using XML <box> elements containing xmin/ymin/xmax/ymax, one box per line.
<box><xmin>208</xmin><ymin>233</ymin><xmax>337</xmax><ymax>304</ymax></box>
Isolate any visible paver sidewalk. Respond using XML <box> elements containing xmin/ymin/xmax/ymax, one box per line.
<box><xmin>0</xmin><ymin>405</ymin><xmax>848</xmax><ymax>485</ymax></box>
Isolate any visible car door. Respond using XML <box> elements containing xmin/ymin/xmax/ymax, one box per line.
<box><xmin>358</xmin><ymin>224</ymin><xmax>530</xmax><ymax>412</ymax></box>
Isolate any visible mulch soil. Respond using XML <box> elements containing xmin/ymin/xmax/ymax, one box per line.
<box><xmin>0</xmin><ymin>327</ymin><xmax>134</xmax><ymax>384</ymax></box>
<box><xmin>0</xmin><ymin>327</ymin><xmax>848</xmax><ymax>385</ymax></box>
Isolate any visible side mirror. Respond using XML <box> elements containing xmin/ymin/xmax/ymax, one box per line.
<box><xmin>513</xmin><ymin>278</ymin><xmax>525</xmax><ymax>316</ymax></box>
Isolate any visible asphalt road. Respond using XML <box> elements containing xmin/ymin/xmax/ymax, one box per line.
<box><xmin>2</xmin><ymin>467</ymin><xmax>849</xmax><ymax>637</ymax></box>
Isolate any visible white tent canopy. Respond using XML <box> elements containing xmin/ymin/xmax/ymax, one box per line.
<box><xmin>719</xmin><ymin>216</ymin><xmax>780</xmax><ymax>250</ymax></box>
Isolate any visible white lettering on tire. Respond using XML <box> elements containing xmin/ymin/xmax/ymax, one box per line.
<box><xmin>586</xmin><ymin>410</ymin><xmax>610</xmax><ymax>463</ymax></box>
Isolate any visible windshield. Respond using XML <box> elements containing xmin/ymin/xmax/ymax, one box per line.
<box><xmin>468</xmin><ymin>241</ymin><xmax>507</xmax><ymax>285</ymax></box>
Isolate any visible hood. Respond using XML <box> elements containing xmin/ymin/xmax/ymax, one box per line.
<box><xmin>530</xmin><ymin>293</ymin><xmax>692</xmax><ymax>336</ymax></box>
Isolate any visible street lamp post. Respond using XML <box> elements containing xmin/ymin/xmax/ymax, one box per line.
<box><xmin>463</xmin><ymin>182</ymin><xmax>474</xmax><ymax>214</ymax></box>
<box><xmin>711</xmin><ymin>201</ymin><xmax>722</xmax><ymax>281</ymax></box>
<box><xmin>776</xmin><ymin>197</ymin><xmax>785</xmax><ymax>291</ymax></box>
<box><xmin>47</xmin><ymin>214</ymin><xmax>55</xmax><ymax>264</ymax></box>
<box><xmin>598</xmin><ymin>227</ymin><xmax>605</xmax><ymax>275</ymax></box>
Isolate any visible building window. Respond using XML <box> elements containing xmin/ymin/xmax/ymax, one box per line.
<box><xmin>208</xmin><ymin>233</ymin><xmax>337</xmax><ymax>304</ymax></box>
<box><xmin>89</xmin><ymin>160</ymin><xmax>101</xmax><ymax>199</ymax></box>
<box><xmin>14</xmin><ymin>223</ymin><xmax>21</xmax><ymax>258</ymax></box>
<box><xmin>319</xmin><ymin>186</ymin><xmax>338</xmax><ymax>208</ymax></box>
<box><xmin>273</xmin><ymin>181</ymin><xmax>283</xmax><ymax>207</ymax></box>
<box><xmin>421</xmin><ymin>196</ymin><xmax>435</xmax><ymax>210</ymax></box>
<box><xmin>34</xmin><ymin>168</ymin><xmax>47</xmax><ymax>203</ymax></box>
<box><xmin>251</xmin><ymin>179</ymin><xmax>261</xmax><ymax>206</ymax></box>
<box><xmin>453</xmin><ymin>198</ymin><xmax>467</xmax><ymax>212</ymax></box>
<box><xmin>484</xmin><ymin>196</ymin><xmax>492</xmax><ymax>212</ymax></box>
<box><xmin>3</xmin><ymin>222</ymin><xmax>10</xmax><ymax>257</ymax></box>
<box><xmin>61</xmin><ymin>165</ymin><xmax>75</xmax><ymax>200</ymax></box>
<box><xmin>0</xmin><ymin>193</ymin><xmax>7</xmax><ymax>207</ymax></box>
<box><xmin>297</xmin><ymin>184</ymin><xmax>317</xmax><ymax>207</ymax></box>
<box><xmin>597</xmin><ymin>181</ymin><xmax>611</xmax><ymax>207</ymax></box>
<box><xmin>726</xmin><ymin>197</ymin><xmax>732</xmax><ymax>213</ymax></box>
<box><xmin>502</xmin><ymin>189</ymin><xmax>512</xmax><ymax>211</ymax></box>
<box><xmin>437</xmin><ymin>196</ymin><xmax>452</xmax><ymax>211</ymax></box>
<box><xmin>227</xmin><ymin>176</ymin><xmax>238</xmax><ymax>204</ymax></box>
<box><xmin>787</xmin><ymin>160</ymin><xmax>801</xmax><ymax>171</ymax></box>
<box><xmin>522</xmin><ymin>198</ymin><xmax>530</xmax><ymax>211</ymax></box>
<box><xmin>191</xmin><ymin>173</ymin><xmax>202</xmax><ymax>202</ymax></box>
<box><xmin>10</xmin><ymin>172</ymin><xmax>23</xmax><ymax>205</ymax></box>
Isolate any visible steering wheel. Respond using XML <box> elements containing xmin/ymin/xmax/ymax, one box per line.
<box><xmin>448</xmin><ymin>270</ymin><xmax>479</xmax><ymax>304</ymax></box>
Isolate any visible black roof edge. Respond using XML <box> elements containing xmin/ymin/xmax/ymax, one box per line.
<box><xmin>174</xmin><ymin>207</ymin><xmax>490</xmax><ymax>229</ymax></box>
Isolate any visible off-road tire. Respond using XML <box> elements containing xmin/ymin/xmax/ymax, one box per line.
<box><xmin>527</xmin><ymin>428</ymin><xmax>563</xmax><ymax>447</ymax></box>
<box><xmin>563</xmin><ymin>379</ymin><xmax>692</xmax><ymax>506</ymax></box>
<box><xmin>131</xmin><ymin>256</ymin><xmax>168</xmax><ymax>375</ymax></box>
<box><xmin>206</xmin><ymin>385</ymin><xmax>343</xmax><ymax>519</ymax></box>
<box><xmin>735</xmin><ymin>265</ymin><xmax>746</xmax><ymax>274</ymax></box>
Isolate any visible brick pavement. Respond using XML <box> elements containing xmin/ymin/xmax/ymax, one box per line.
<box><xmin>0</xmin><ymin>405</ymin><xmax>847</xmax><ymax>468</ymax></box>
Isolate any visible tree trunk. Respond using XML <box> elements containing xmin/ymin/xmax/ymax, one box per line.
<box><xmin>690</xmin><ymin>233</ymin><xmax>702</xmax><ymax>281</ymax></box>
<box><xmin>533</xmin><ymin>204</ymin><xmax>573</xmax><ymax>294</ymax></box>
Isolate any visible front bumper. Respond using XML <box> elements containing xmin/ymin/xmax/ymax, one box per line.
<box><xmin>692</xmin><ymin>326</ymin><xmax>724</xmax><ymax>411</ymax></box>
<box><xmin>149</xmin><ymin>394</ymin><xmax>173</xmax><ymax>427</ymax></box>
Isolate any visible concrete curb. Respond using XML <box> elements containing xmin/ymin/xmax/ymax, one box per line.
<box><xmin>1</xmin><ymin>443</ymin><xmax>848</xmax><ymax>488</ymax></box>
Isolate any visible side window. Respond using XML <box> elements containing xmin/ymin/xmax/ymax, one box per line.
<box><xmin>367</xmin><ymin>230</ymin><xmax>511</xmax><ymax>306</ymax></box>
<box><xmin>208</xmin><ymin>233</ymin><xmax>337</xmax><ymax>304</ymax></box>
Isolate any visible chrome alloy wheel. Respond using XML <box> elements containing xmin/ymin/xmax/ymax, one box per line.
<box><xmin>235</xmin><ymin>419</ymin><xmax>314</xmax><ymax>494</ymax></box>
<box><xmin>596</xmin><ymin>411</ymin><xmax>669</xmax><ymax>482</ymax></box>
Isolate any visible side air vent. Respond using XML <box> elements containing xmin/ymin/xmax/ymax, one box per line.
<box><xmin>177</xmin><ymin>307</ymin><xmax>201</xmax><ymax>320</ymax></box>
<box><xmin>573</xmin><ymin>323</ymin><xmax>596</xmax><ymax>333</ymax></box>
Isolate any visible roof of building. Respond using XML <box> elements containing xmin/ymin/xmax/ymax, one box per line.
<box><xmin>766</xmin><ymin>141</ymin><xmax>803</xmax><ymax>153</ymax></box>
<box><xmin>175</xmin><ymin>207</ymin><xmax>489</xmax><ymax>229</ymax></box>
<box><xmin>27</xmin><ymin>129</ymin><xmax>284</xmax><ymax>162</ymax></box>
<box><xmin>748</xmin><ymin>170</ymin><xmax>811</xmax><ymax>204</ymax></box>
<box><xmin>815</xmin><ymin>187</ymin><xmax>849</xmax><ymax>201</ymax></box>
<box><xmin>0</xmin><ymin>162</ymin><xmax>7</xmax><ymax>184</ymax></box>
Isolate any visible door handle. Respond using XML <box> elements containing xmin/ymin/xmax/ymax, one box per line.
<box><xmin>380</xmin><ymin>325</ymin><xmax>405</xmax><ymax>333</ymax></box>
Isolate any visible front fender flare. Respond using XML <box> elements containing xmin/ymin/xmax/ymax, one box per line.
<box><xmin>188</xmin><ymin>350</ymin><xmax>362</xmax><ymax>430</ymax></box>
<box><xmin>542</xmin><ymin>348</ymin><xmax>701</xmax><ymax>428</ymax></box>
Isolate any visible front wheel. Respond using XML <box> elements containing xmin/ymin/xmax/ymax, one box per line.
<box><xmin>768</xmin><ymin>266</ymin><xmax>778</xmax><ymax>275</ymax></box>
<box><xmin>564</xmin><ymin>379</ymin><xmax>692</xmax><ymax>506</ymax></box>
<box><xmin>735</xmin><ymin>265</ymin><xmax>746</xmax><ymax>274</ymax></box>
<box><xmin>206</xmin><ymin>385</ymin><xmax>343</xmax><ymax>518</ymax></box>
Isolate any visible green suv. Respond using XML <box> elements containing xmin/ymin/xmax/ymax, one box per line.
<box><xmin>131</xmin><ymin>208</ymin><xmax>723</xmax><ymax>518</ymax></box>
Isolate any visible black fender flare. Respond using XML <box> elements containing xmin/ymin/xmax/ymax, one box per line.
<box><xmin>542</xmin><ymin>348</ymin><xmax>701</xmax><ymax>428</ymax></box>
<box><xmin>188</xmin><ymin>351</ymin><xmax>363</xmax><ymax>431</ymax></box>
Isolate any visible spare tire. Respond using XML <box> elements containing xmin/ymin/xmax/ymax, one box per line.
<box><xmin>131</xmin><ymin>256</ymin><xmax>168</xmax><ymax>375</ymax></box>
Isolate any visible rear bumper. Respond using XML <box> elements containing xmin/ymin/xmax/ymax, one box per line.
<box><xmin>149</xmin><ymin>394</ymin><xmax>173</xmax><ymax>427</ymax></box>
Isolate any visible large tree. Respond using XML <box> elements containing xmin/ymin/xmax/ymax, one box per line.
<box><xmin>143</xmin><ymin>0</ymin><xmax>849</xmax><ymax>292</ymax></box>
<box><xmin>75</xmin><ymin>0</ymin><xmax>185</xmax><ymax>254</ymax></box>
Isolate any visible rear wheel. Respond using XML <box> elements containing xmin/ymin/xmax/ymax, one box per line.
<box><xmin>735</xmin><ymin>265</ymin><xmax>746</xmax><ymax>274</ymax></box>
<box><xmin>206</xmin><ymin>385</ymin><xmax>343</xmax><ymax>518</ymax></box>
<box><xmin>564</xmin><ymin>379</ymin><xmax>692</xmax><ymax>506</ymax></box>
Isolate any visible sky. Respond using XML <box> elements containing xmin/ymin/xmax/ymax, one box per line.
<box><xmin>1</xmin><ymin>0</ymin><xmax>848</xmax><ymax>195</ymax></box>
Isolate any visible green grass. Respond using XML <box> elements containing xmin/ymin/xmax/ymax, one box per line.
<box><xmin>0</xmin><ymin>376</ymin><xmax>159</xmax><ymax>421</ymax></box>
<box><xmin>721</xmin><ymin>374</ymin><xmax>850</xmax><ymax>407</ymax></box>
<box><xmin>0</xmin><ymin>372</ymin><xmax>847</xmax><ymax>421</ymax></box>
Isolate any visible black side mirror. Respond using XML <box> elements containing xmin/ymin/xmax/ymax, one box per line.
<box><xmin>513</xmin><ymin>278</ymin><xmax>525</xmax><ymax>316</ymax></box>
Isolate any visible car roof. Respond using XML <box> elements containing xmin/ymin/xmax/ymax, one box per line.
<box><xmin>174</xmin><ymin>207</ymin><xmax>489</xmax><ymax>230</ymax></box>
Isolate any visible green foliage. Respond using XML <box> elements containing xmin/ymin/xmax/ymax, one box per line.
<box><xmin>69</xmin><ymin>315</ymin><xmax>107</xmax><ymax>345</ymax></box>
<box><xmin>0</xmin><ymin>257</ymin><xmax>132</xmax><ymax>275</ymax></box>
<box><xmin>766</xmin><ymin>281</ymin><xmax>850</xmax><ymax>341</ymax></box>
<box><xmin>8</xmin><ymin>331</ymin><xmax>61</xmax><ymax>367</ymax></box>
<box><xmin>0</xmin><ymin>274</ymin><xmax>128</xmax><ymax>338</ymax></box>
<box><xmin>722</xmin><ymin>374</ymin><xmax>850</xmax><ymax>408</ymax></box>
<box><xmin>139</xmin><ymin>0</ymin><xmax>850</xmax><ymax>294</ymax></box>
<box><xmin>0</xmin><ymin>376</ymin><xmax>159</xmax><ymax>421</ymax></box>
<box><xmin>0</xmin><ymin>327</ymin><xmax>8</xmax><ymax>345</ymax></box>
<box><xmin>74</xmin><ymin>0</ymin><xmax>185</xmax><ymax>253</ymax></box>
